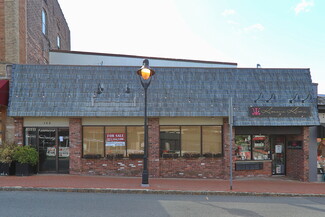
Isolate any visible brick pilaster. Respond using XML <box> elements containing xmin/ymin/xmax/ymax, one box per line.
<box><xmin>69</xmin><ymin>118</ymin><xmax>82</xmax><ymax>174</ymax></box>
<box><xmin>223</xmin><ymin>118</ymin><xmax>236</xmax><ymax>180</ymax></box>
<box><xmin>148</xmin><ymin>118</ymin><xmax>160</xmax><ymax>177</ymax></box>
<box><xmin>286</xmin><ymin>127</ymin><xmax>310</xmax><ymax>182</ymax></box>
<box><xmin>302</xmin><ymin>127</ymin><xmax>310</xmax><ymax>182</ymax></box>
<box><xmin>14</xmin><ymin>117</ymin><xmax>23</xmax><ymax>145</ymax></box>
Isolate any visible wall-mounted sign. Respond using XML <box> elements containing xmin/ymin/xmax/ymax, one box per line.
<box><xmin>287</xmin><ymin>141</ymin><xmax>303</xmax><ymax>149</ymax></box>
<box><xmin>253</xmin><ymin>136</ymin><xmax>266</xmax><ymax>141</ymax></box>
<box><xmin>275</xmin><ymin>145</ymin><xmax>282</xmax><ymax>153</ymax></box>
<box><xmin>249</xmin><ymin>107</ymin><xmax>311</xmax><ymax>117</ymax></box>
<box><xmin>105</xmin><ymin>133</ymin><xmax>125</xmax><ymax>147</ymax></box>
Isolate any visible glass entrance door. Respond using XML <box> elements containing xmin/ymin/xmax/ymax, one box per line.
<box><xmin>58</xmin><ymin>129</ymin><xmax>69</xmax><ymax>173</ymax></box>
<box><xmin>38</xmin><ymin>129</ymin><xmax>57</xmax><ymax>172</ymax></box>
<box><xmin>271</xmin><ymin>136</ymin><xmax>286</xmax><ymax>175</ymax></box>
<box><xmin>38</xmin><ymin>128</ymin><xmax>69</xmax><ymax>173</ymax></box>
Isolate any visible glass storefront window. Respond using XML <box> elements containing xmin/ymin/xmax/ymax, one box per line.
<box><xmin>127</xmin><ymin>126</ymin><xmax>144</xmax><ymax>156</ymax></box>
<box><xmin>202</xmin><ymin>126</ymin><xmax>222</xmax><ymax>155</ymax></box>
<box><xmin>252</xmin><ymin>135</ymin><xmax>270</xmax><ymax>160</ymax></box>
<box><xmin>25</xmin><ymin>128</ymin><xmax>37</xmax><ymax>148</ymax></box>
<box><xmin>105</xmin><ymin>127</ymin><xmax>126</xmax><ymax>156</ymax></box>
<box><xmin>160</xmin><ymin>126</ymin><xmax>222</xmax><ymax>157</ymax></box>
<box><xmin>181</xmin><ymin>126</ymin><xmax>201</xmax><ymax>156</ymax></box>
<box><xmin>82</xmin><ymin>126</ymin><xmax>144</xmax><ymax>158</ymax></box>
<box><xmin>83</xmin><ymin>127</ymin><xmax>104</xmax><ymax>157</ymax></box>
<box><xmin>235</xmin><ymin>135</ymin><xmax>271</xmax><ymax>161</ymax></box>
<box><xmin>160</xmin><ymin>126</ymin><xmax>181</xmax><ymax>156</ymax></box>
<box><xmin>235</xmin><ymin>135</ymin><xmax>252</xmax><ymax>160</ymax></box>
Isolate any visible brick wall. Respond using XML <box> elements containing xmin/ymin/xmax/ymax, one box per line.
<box><xmin>148</xmin><ymin>118</ymin><xmax>160</xmax><ymax>177</ymax></box>
<box><xmin>1</xmin><ymin>0</ymin><xmax>70</xmax><ymax>145</ymax></box>
<box><xmin>13</xmin><ymin>117</ymin><xmax>23</xmax><ymax>145</ymax></box>
<box><xmin>234</xmin><ymin>161</ymin><xmax>272</xmax><ymax>178</ymax></box>
<box><xmin>26</xmin><ymin>0</ymin><xmax>70</xmax><ymax>64</ymax></box>
<box><xmin>160</xmin><ymin>157</ymin><xmax>225</xmax><ymax>178</ymax></box>
<box><xmin>68</xmin><ymin>118</ymin><xmax>309</xmax><ymax>181</ymax></box>
<box><xmin>3</xmin><ymin>0</ymin><xmax>20</xmax><ymax>63</ymax></box>
<box><xmin>286</xmin><ymin>127</ymin><xmax>310</xmax><ymax>181</ymax></box>
<box><xmin>223</xmin><ymin>118</ymin><xmax>231</xmax><ymax>179</ymax></box>
<box><xmin>74</xmin><ymin>117</ymin><xmax>231</xmax><ymax>179</ymax></box>
<box><xmin>80</xmin><ymin>158</ymin><xmax>143</xmax><ymax>176</ymax></box>
<box><xmin>18</xmin><ymin>0</ymin><xmax>26</xmax><ymax>63</ymax></box>
<box><xmin>0</xmin><ymin>0</ymin><xmax>5</xmax><ymax>62</ymax></box>
<box><xmin>4</xmin><ymin>115</ymin><xmax>14</xmax><ymax>144</ymax></box>
<box><xmin>69</xmin><ymin>118</ymin><xmax>82</xmax><ymax>174</ymax></box>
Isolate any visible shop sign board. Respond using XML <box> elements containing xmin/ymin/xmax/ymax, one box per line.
<box><xmin>275</xmin><ymin>145</ymin><xmax>282</xmax><ymax>153</ymax></box>
<box><xmin>46</xmin><ymin>147</ymin><xmax>56</xmax><ymax>156</ymax></box>
<box><xmin>287</xmin><ymin>140</ymin><xmax>303</xmax><ymax>149</ymax></box>
<box><xmin>249</xmin><ymin>107</ymin><xmax>311</xmax><ymax>118</ymax></box>
<box><xmin>59</xmin><ymin>147</ymin><xmax>69</xmax><ymax>157</ymax></box>
<box><xmin>106</xmin><ymin>133</ymin><xmax>126</xmax><ymax>147</ymax></box>
<box><xmin>46</xmin><ymin>147</ymin><xmax>69</xmax><ymax>157</ymax></box>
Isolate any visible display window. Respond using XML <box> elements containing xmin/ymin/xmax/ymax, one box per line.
<box><xmin>202</xmin><ymin>126</ymin><xmax>222</xmax><ymax>154</ymax></box>
<box><xmin>181</xmin><ymin>126</ymin><xmax>201</xmax><ymax>156</ymax></box>
<box><xmin>160</xmin><ymin>125</ymin><xmax>222</xmax><ymax>158</ymax></box>
<box><xmin>235</xmin><ymin>135</ymin><xmax>252</xmax><ymax>160</ymax></box>
<box><xmin>82</xmin><ymin>126</ymin><xmax>144</xmax><ymax>158</ymax></box>
<box><xmin>105</xmin><ymin>127</ymin><xmax>125</xmax><ymax>156</ymax></box>
<box><xmin>235</xmin><ymin>135</ymin><xmax>271</xmax><ymax>161</ymax></box>
<box><xmin>83</xmin><ymin>127</ymin><xmax>104</xmax><ymax>157</ymax></box>
<box><xmin>160</xmin><ymin>126</ymin><xmax>181</xmax><ymax>157</ymax></box>
<box><xmin>126</xmin><ymin>126</ymin><xmax>144</xmax><ymax>155</ymax></box>
<box><xmin>252</xmin><ymin>135</ymin><xmax>270</xmax><ymax>160</ymax></box>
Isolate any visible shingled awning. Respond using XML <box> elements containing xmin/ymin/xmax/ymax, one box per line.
<box><xmin>8</xmin><ymin>64</ymin><xmax>320</xmax><ymax>126</ymax></box>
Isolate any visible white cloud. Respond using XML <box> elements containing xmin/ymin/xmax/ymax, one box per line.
<box><xmin>294</xmin><ymin>0</ymin><xmax>314</xmax><ymax>14</ymax></box>
<box><xmin>227</xmin><ymin>20</ymin><xmax>239</xmax><ymax>25</ymax></box>
<box><xmin>222</xmin><ymin>9</ymin><xmax>236</xmax><ymax>16</ymax></box>
<box><xmin>244</xmin><ymin>24</ymin><xmax>265</xmax><ymax>32</ymax></box>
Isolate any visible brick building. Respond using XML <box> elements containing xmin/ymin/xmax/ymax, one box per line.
<box><xmin>8</xmin><ymin>64</ymin><xmax>319</xmax><ymax>181</ymax></box>
<box><xmin>0</xmin><ymin>0</ymin><xmax>70</xmax><ymax>144</ymax></box>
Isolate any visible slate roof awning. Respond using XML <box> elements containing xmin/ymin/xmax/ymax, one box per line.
<box><xmin>7</xmin><ymin>64</ymin><xmax>320</xmax><ymax>126</ymax></box>
<box><xmin>0</xmin><ymin>80</ymin><xmax>9</xmax><ymax>106</ymax></box>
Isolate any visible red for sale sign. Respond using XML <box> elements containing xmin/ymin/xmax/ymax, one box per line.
<box><xmin>106</xmin><ymin>133</ymin><xmax>125</xmax><ymax>146</ymax></box>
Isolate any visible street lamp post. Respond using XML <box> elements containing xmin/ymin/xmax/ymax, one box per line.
<box><xmin>136</xmin><ymin>59</ymin><xmax>155</xmax><ymax>187</ymax></box>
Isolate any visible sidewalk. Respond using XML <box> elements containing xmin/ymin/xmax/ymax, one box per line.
<box><xmin>1</xmin><ymin>174</ymin><xmax>325</xmax><ymax>197</ymax></box>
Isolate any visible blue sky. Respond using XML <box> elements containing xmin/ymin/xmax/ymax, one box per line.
<box><xmin>58</xmin><ymin>0</ymin><xmax>325</xmax><ymax>93</ymax></box>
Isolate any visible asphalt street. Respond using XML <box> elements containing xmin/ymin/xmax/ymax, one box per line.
<box><xmin>1</xmin><ymin>191</ymin><xmax>325</xmax><ymax>217</ymax></box>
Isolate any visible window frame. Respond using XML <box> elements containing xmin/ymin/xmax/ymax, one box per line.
<box><xmin>159</xmin><ymin>125</ymin><xmax>223</xmax><ymax>158</ymax></box>
<box><xmin>82</xmin><ymin>125</ymin><xmax>144</xmax><ymax>158</ymax></box>
<box><xmin>42</xmin><ymin>9</ymin><xmax>48</xmax><ymax>36</ymax></box>
<box><xmin>235</xmin><ymin>134</ymin><xmax>271</xmax><ymax>161</ymax></box>
<box><xmin>57</xmin><ymin>35</ymin><xmax>61</xmax><ymax>49</ymax></box>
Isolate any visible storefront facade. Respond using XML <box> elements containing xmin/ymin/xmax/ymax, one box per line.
<box><xmin>8</xmin><ymin>64</ymin><xmax>319</xmax><ymax>181</ymax></box>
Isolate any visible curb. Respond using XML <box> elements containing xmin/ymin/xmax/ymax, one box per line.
<box><xmin>1</xmin><ymin>187</ymin><xmax>325</xmax><ymax>197</ymax></box>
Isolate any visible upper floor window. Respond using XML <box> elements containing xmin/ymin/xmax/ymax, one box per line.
<box><xmin>57</xmin><ymin>35</ymin><xmax>61</xmax><ymax>49</ymax></box>
<box><xmin>42</xmin><ymin>9</ymin><xmax>47</xmax><ymax>35</ymax></box>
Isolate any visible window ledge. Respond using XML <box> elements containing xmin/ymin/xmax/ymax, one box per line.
<box><xmin>235</xmin><ymin>160</ymin><xmax>272</xmax><ymax>163</ymax></box>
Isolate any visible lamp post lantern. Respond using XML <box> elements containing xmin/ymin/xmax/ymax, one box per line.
<box><xmin>136</xmin><ymin>59</ymin><xmax>155</xmax><ymax>187</ymax></box>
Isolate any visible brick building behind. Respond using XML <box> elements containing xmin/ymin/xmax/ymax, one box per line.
<box><xmin>0</xmin><ymin>0</ymin><xmax>70</xmax><ymax>144</ymax></box>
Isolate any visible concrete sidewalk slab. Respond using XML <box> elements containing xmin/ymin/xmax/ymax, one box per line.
<box><xmin>0</xmin><ymin>175</ymin><xmax>325</xmax><ymax>197</ymax></box>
